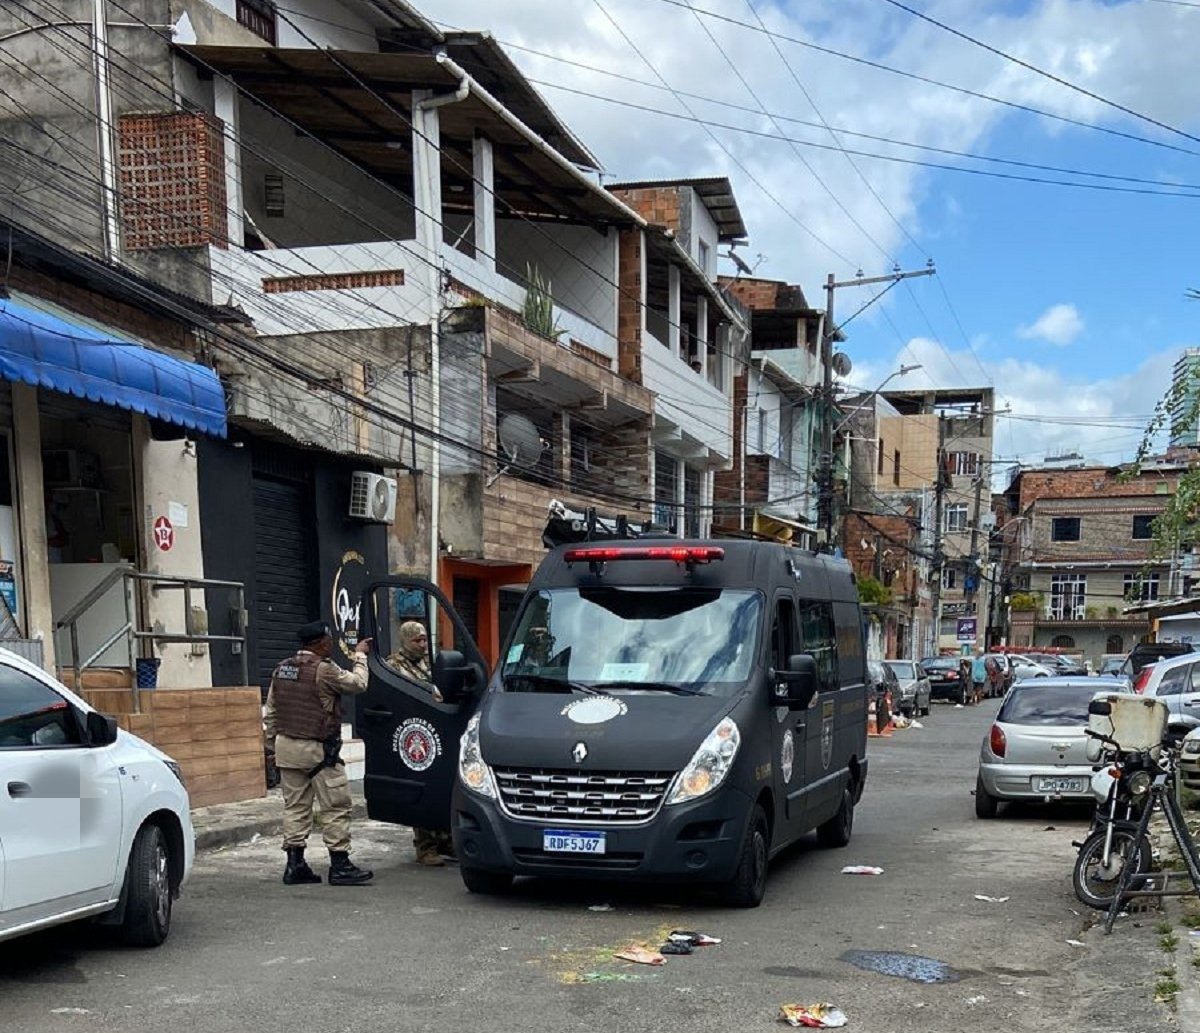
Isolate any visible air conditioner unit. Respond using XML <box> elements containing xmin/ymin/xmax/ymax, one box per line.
<box><xmin>348</xmin><ymin>471</ymin><xmax>397</xmax><ymax>523</ymax></box>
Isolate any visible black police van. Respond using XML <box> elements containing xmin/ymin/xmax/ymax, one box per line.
<box><xmin>356</xmin><ymin>537</ymin><xmax>867</xmax><ymax>907</ymax></box>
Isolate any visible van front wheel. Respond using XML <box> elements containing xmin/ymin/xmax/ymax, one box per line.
<box><xmin>722</xmin><ymin>804</ymin><xmax>769</xmax><ymax>908</ymax></box>
<box><xmin>817</xmin><ymin>784</ymin><xmax>855</xmax><ymax>848</ymax></box>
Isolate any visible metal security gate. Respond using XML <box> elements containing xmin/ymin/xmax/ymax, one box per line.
<box><xmin>251</xmin><ymin>477</ymin><xmax>318</xmax><ymax>695</ymax></box>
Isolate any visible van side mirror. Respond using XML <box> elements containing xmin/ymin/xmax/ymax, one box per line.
<box><xmin>85</xmin><ymin>710</ymin><xmax>119</xmax><ymax>746</ymax></box>
<box><xmin>777</xmin><ymin>654</ymin><xmax>819</xmax><ymax>710</ymax></box>
<box><xmin>432</xmin><ymin>649</ymin><xmax>484</xmax><ymax>703</ymax></box>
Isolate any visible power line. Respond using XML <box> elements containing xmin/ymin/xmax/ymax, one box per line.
<box><xmin>880</xmin><ymin>0</ymin><xmax>1200</xmax><ymax>147</ymax></box>
<box><xmin>530</xmin><ymin>80</ymin><xmax>1200</xmax><ymax>196</ymax></box>
<box><xmin>646</xmin><ymin>0</ymin><xmax>1200</xmax><ymax>159</ymax></box>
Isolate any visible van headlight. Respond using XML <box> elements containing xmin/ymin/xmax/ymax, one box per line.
<box><xmin>458</xmin><ymin>713</ymin><xmax>496</xmax><ymax>798</ymax></box>
<box><xmin>666</xmin><ymin>717</ymin><xmax>740</xmax><ymax>805</ymax></box>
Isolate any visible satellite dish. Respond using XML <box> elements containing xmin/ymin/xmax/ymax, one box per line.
<box><xmin>489</xmin><ymin>414</ymin><xmax>546</xmax><ymax>486</ymax></box>
<box><xmin>832</xmin><ymin>352</ymin><xmax>853</xmax><ymax>377</ymax></box>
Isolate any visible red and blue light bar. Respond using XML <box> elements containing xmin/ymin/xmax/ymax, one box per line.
<box><xmin>563</xmin><ymin>546</ymin><xmax>725</xmax><ymax>565</ymax></box>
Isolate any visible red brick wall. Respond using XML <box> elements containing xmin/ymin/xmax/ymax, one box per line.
<box><xmin>617</xmin><ymin>229</ymin><xmax>643</xmax><ymax>383</ymax></box>
<box><xmin>609</xmin><ymin>186</ymin><xmax>681</xmax><ymax>233</ymax></box>
<box><xmin>1016</xmin><ymin>467</ymin><xmax>1182</xmax><ymax>510</ymax></box>
<box><xmin>842</xmin><ymin>512</ymin><xmax>919</xmax><ymax>600</ymax></box>
<box><xmin>720</xmin><ymin>278</ymin><xmax>781</xmax><ymax>311</ymax></box>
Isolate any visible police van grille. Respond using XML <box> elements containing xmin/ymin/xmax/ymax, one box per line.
<box><xmin>493</xmin><ymin>768</ymin><xmax>674</xmax><ymax>824</ymax></box>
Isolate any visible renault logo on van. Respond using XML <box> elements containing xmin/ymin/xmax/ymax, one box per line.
<box><xmin>572</xmin><ymin>742</ymin><xmax>588</xmax><ymax>764</ymax></box>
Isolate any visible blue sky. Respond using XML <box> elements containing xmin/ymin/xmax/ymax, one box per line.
<box><xmin>421</xmin><ymin>0</ymin><xmax>1200</xmax><ymax>469</ymax></box>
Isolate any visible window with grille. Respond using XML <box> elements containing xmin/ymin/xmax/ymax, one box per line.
<box><xmin>1131</xmin><ymin>514</ymin><xmax>1155</xmax><ymax>540</ymax></box>
<box><xmin>1049</xmin><ymin>574</ymin><xmax>1087</xmax><ymax>620</ymax></box>
<box><xmin>1123</xmin><ymin>573</ymin><xmax>1159</xmax><ymax>602</ymax></box>
<box><xmin>948</xmin><ymin>451</ymin><xmax>979</xmax><ymax>476</ymax></box>
<box><xmin>237</xmin><ymin>0</ymin><xmax>278</xmax><ymax>44</ymax></box>
<box><xmin>945</xmin><ymin>504</ymin><xmax>968</xmax><ymax>533</ymax></box>
<box><xmin>654</xmin><ymin>451</ymin><xmax>678</xmax><ymax>530</ymax></box>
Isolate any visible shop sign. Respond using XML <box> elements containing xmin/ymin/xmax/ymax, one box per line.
<box><xmin>956</xmin><ymin>617</ymin><xmax>977</xmax><ymax>642</ymax></box>
<box><xmin>331</xmin><ymin>549</ymin><xmax>367</xmax><ymax>662</ymax></box>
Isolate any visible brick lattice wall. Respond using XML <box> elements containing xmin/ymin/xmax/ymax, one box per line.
<box><xmin>119</xmin><ymin>112</ymin><xmax>228</xmax><ymax>251</ymax></box>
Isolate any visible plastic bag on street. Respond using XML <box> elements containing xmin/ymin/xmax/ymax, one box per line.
<box><xmin>841</xmin><ymin>865</ymin><xmax>884</xmax><ymax>875</ymax></box>
<box><xmin>779</xmin><ymin>1003</ymin><xmax>849</xmax><ymax>1028</ymax></box>
<box><xmin>669</xmin><ymin>930</ymin><xmax>722</xmax><ymax>946</ymax></box>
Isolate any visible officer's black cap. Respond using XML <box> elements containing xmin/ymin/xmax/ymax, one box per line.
<box><xmin>297</xmin><ymin>620</ymin><xmax>330</xmax><ymax>645</ymax></box>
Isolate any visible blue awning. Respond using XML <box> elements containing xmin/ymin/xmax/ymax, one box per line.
<box><xmin>0</xmin><ymin>299</ymin><xmax>227</xmax><ymax>437</ymax></box>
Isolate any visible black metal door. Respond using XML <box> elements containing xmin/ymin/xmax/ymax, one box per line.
<box><xmin>357</xmin><ymin>578</ymin><xmax>488</xmax><ymax>831</ymax></box>
<box><xmin>252</xmin><ymin>478</ymin><xmax>317</xmax><ymax>696</ymax></box>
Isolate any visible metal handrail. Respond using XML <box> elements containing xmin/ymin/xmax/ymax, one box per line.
<box><xmin>55</xmin><ymin>569</ymin><xmax>248</xmax><ymax>710</ymax></box>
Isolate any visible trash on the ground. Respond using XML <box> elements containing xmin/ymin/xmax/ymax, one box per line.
<box><xmin>1044</xmin><ymin>826</ymin><xmax>1057</xmax><ymax>832</ymax></box>
<box><xmin>1066</xmin><ymin>939</ymin><xmax>1086</xmax><ymax>948</ymax></box>
<box><xmin>973</xmin><ymin>894</ymin><xmax>1009</xmax><ymax>903</ymax></box>
<box><xmin>661</xmin><ymin>941</ymin><xmax>694</xmax><ymax>955</ymax></box>
<box><xmin>965</xmin><ymin>995</ymin><xmax>987</xmax><ymax>1006</ymax></box>
<box><xmin>669</xmin><ymin>930</ymin><xmax>721</xmax><ymax>946</ymax></box>
<box><xmin>778</xmin><ymin>1002</ymin><xmax>848</xmax><ymax>1028</ymax></box>
<box><xmin>588</xmin><ymin>904</ymin><xmax>614</xmax><ymax>912</ymax></box>
<box><xmin>910</xmin><ymin>720</ymin><xmax>924</xmax><ymax>729</ymax></box>
<box><xmin>841</xmin><ymin>865</ymin><xmax>884</xmax><ymax>875</ymax></box>
<box><xmin>615</xmin><ymin>946</ymin><xmax>666</xmax><ymax>966</ymax></box>
<box><xmin>954</xmin><ymin>704</ymin><xmax>964</xmax><ymax>709</ymax></box>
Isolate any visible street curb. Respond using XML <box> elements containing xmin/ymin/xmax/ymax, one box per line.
<box><xmin>194</xmin><ymin>800</ymin><xmax>369</xmax><ymax>853</ymax></box>
<box><xmin>1170</xmin><ymin>893</ymin><xmax>1200</xmax><ymax>1033</ymax></box>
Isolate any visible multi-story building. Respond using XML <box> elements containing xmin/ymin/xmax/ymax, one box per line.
<box><xmin>1170</xmin><ymin>348</ymin><xmax>1200</xmax><ymax>448</ymax></box>
<box><xmin>1</xmin><ymin>0</ymin><xmax>756</xmax><ymax>673</ymax></box>
<box><xmin>606</xmin><ymin>179</ymin><xmax>750</xmax><ymax>540</ymax></box>
<box><xmin>997</xmin><ymin>460</ymin><xmax>1186</xmax><ymax>663</ymax></box>
<box><xmin>840</xmin><ymin>393</ymin><xmax>934</xmax><ymax>657</ymax></box>
<box><xmin>878</xmin><ymin>387</ymin><xmax>995</xmax><ymax>653</ymax></box>
<box><xmin>714</xmin><ymin>277</ymin><xmax>826</xmax><ymax>544</ymax></box>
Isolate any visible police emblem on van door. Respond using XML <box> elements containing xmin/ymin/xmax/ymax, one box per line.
<box><xmin>572</xmin><ymin>741</ymin><xmax>588</xmax><ymax>764</ymax></box>
<box><xmin>393</xmin><ymin>718</ymin><xmax>441</xmax><ymax>772</ymax></box>
<box><xmin>780</xmin><ymin>729</ymin><xmax>795</xmax><ymax>784</ymax></box>
<box><xmin>561</xmin><ymin>696</ymin><xmax>628</xmax><ymax>725</ymax></box>
<box><xmin>820</xmin><ymin>700</ymin><xmax>835</xmax><ymax>770</ymax></box>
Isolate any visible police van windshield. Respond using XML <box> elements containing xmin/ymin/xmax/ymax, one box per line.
<box><xmin>501</xmin><ymin>587</ymin><xmax>762</xmax><ymax>696</ymax></box>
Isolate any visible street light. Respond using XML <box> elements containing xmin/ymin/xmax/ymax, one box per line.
<box><xmin>833</xmin><ymin>364</ymin><xmax>923</xmax><ymax>434</ymax></box>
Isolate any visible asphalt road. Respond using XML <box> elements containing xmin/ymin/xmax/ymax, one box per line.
<box><xmin>1</xmin><ymin>698</ymin><xmax>1177</xmax><ymax>1032</ymax></box>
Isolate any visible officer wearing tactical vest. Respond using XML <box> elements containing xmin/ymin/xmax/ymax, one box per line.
<box><xmin>264</xmin><ymin>620</ymin><xmax>373</xmax><ymax>886</ymax></box>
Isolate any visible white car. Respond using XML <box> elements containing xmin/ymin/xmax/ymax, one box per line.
<box><xmin>0</xmin><ymin>648</ymin><xmax>193</xmax><ymax>946</ymax></box>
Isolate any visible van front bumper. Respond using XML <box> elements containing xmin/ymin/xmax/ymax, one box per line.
<box><xmin>451</xmin><ymin>782</ymin><xmax>754</xmax><ymax>885</ymax></box>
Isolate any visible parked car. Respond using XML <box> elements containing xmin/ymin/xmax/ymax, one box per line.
<box><xmin>975</xmin><ymin>677</ymin><xmax>1106</xmax><ymax>818</ymax></box>
<box><xmin>1098</xmin><ymin>657</ymin><xmax>1126</xmax><ymax>678</ymax></box>
<box><xmin>1120</xmin><ymin>642</ymin><xmax>1194</xmax><ymax>682</ymax></box>
<box><xmin>983</xmin><ymin>653</ymin><xmax>1013</xmax><ymax>697</ymax></box>
<box><xmin>0</xmin><ymin>648</ymin><xmax>193</xmax><ymax>946</ymax></box>
<box><xmin>1136</xmin><ymin>652</ymin><xmax>1200</xmax><ymax>736</ymax></box>
<box><xmin>1009</xmin><ymin>656</ymin><xmax>1054</xmax><ymax>681</ymax></box>
<box><xmin>1027</xmin><ymin>652</ymin><xmax>1088</xmax><ymax>676</ymax></box>
<box><xmin>866</xmin><ymin>660</ymin><xmax>900</xmax><ymax>727</ymax></box>
<box><xmin>922</xmin><ymin>656</ymin><xmax>968</xmax><ymax>705</ymax></box>
<box><xmin>884</xmin><ymin>660</ymin><xmax>932</xmax><ymax>717</ymax></box>
<box><xmin>1180</xmin><ymin>727</ymin><xmax>1200</xmax><ymax>793</ymax></box>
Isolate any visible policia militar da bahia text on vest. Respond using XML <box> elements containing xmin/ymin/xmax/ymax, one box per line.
<box><xmin>264</xmin><ymin>620</ymin><xmax>373</xmax><ymax>886</ymax></box>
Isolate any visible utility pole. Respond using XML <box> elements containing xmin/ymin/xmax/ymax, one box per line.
<box><xmin>929</xmin><ymin>415</ymin><xmax>947</xmax><ymax>654</ymax></box>
<box><xmin>965</xmin><ymin>469</ymin><xmax>986</xmax><ymax>652</ymax></box>
<box><xmin>818</xmin><ymin>265</ymin><xmax>935</xmax><ymax>546</ymax></box>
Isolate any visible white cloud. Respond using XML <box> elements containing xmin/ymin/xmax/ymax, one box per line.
<box><xmin>1017</xmin><ymin>303</ymin><xmax>1085</xmax><ymax>346</ymax></box>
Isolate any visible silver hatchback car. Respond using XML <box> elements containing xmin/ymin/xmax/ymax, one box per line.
<box><xmin>1139</xmin><ymin>652</ymin><xmax>1200</xmax><ymax>734</ymax></box>
<box><xmin>884</xmin><ymin>660</ymin><xmax>932</xmax><ymax>717</ymax></box>
<box><xmin>975</xmin><ymin>678</ymin><xmax>1103</xmax><ymax>818</ymax></box>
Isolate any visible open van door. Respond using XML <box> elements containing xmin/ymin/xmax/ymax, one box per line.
<box><xmin>356</xmin><ymin>578</ymin><xmax>488</xmax><ymax>831</ymax></box>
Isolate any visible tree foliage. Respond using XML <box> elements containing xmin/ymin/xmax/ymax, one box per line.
<box><xmin>857</xmin><ymin>575</ymin><xmax>892</xmax><ymax>606</ymax></box>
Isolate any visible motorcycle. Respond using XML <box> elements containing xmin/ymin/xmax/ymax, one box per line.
<box><xmin>1071</xmin><ymin>727</ymin><xmax>1160</xmax><ymax>910</ymax></box>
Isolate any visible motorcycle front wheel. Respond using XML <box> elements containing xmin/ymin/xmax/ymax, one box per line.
<box><xmin>1072</xmin><ymin>826</ymin><xmax>1153</xmax><ymax>910</ymax></box>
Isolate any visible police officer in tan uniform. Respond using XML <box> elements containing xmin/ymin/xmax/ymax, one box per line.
<box><xmin>387</xmin><ymin>620</ymin><xmax>454</xmax><ymax>867</ymax></box>
<box><xmin>265</xmin><ymin>620</ymin><xmax>373</xmax><ymax>886</ymax></box>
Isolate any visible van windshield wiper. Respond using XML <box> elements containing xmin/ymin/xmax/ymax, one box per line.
<box><xmin>501</xmin><ymin>672</ymin><xmax>598</xmax><ymax>695</ymax></box>
<box><xmin>591</xmin><ymin>680</ymin><xmax>703</xmax><ymax>696</ymax></box>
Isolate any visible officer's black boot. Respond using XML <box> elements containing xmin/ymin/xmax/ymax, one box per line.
<box><xmin>282</xmin><ymin>846</ymin><xmax>322</xmax><ymax>885</ymax></box>
<box><xmin>328</xmin><ymin>850</ymin><xmax>373</xmax><ymax>886</ymax></box>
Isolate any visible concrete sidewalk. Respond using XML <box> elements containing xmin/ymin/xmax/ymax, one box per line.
<box><xmin>191</xmin><ymin>783</ymin><xmax>369</xmax><ymax>852</ymax></box>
